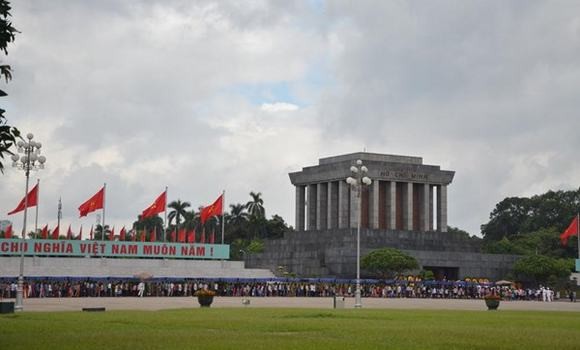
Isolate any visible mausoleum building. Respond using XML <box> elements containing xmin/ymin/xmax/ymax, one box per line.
<box><xmin>290</xmin><ymin>153</ymin><xmax>453</xmax><ymax>233</ymax></box>
<box><xmin>247</xmin><ymin>152</ymin><xmax>520</xmax><ymax>280</ymax></box>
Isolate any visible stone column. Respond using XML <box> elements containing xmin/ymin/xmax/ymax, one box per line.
<box><xmin>421</xmin><ymin>184</ymin><xmax>430</xmax><ymax>232</ymax></box>
<box><xmin>386</xmin><ymin>181</ymin><xmax>396</xmax><ymax>230</ymax></box>
<box><xmin>327</xmin><ymin>182</ymin><xmax>338</xmax><ymax>229</ymax></box>
<box><xmin>350</xmin><ymin>184</ymin><xmax>358</xmax><ymax>229</ymax></box>
<box><xmin>429</xmin><ymin>185</ymin><xmax>434</xmax><ymax>231</ymax></box>
<box><xmin>370</xmin><ymin>180</ymin><xmax>379</xmax><ymax>229</ymax></box>
<box><xmin>403</xmin><ymin>182</ymin><xmax>413</xmax><ymax>231</ymax></box>
<box><xmin>295</xmin><ymin>185</ymin><xmax>305</xmax><ymax>231</ymax></box>
<box><xmin>338</xmin><ymin>180</ymin><xmax>349</xmax><ymax>229</ymax></box>
<box><xmin>316</xmin><ymin>183</ymin><xmax>328</xmax><ymax>230</ymax></box>
<box><xmin>307</xmin><ymin>184</ymin><xmax>317</xmax><ymax>231</ymax></box>
<box><xmin>437</xmin><ymin>185</ymin><xmax>448</xmax><ymax>232</ymax></box>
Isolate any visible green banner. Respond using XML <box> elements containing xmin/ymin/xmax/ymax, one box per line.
<box><xmin>0</xmin><ymin>239</ymin><xmax>229</xmax><ymax>259</ymax></box>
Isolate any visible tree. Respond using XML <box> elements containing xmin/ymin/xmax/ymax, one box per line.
<box><xmin>245</xmin><ymin>191</ymin><xmax>265</xmax><ymax>219</ymax></box>
<box><xmin>133</xmin><ymin>215</ymin><xmax>164</xmax><ymax>240</ymax></box>
<box><xmin>182</xmin><ymin>209</ymin><xmax>199</xmax><ymax>231</ymax></box>
<box><xmin>361</xmin><ymin>248</ymin><xmax>419</xmax><ymax>279</ymax></box>
<box><xmin>481</xmin><ymin>197</ymin><xmax>532</xmax><ymax>241</ymax></box>
<box><xmin>447</xmin><ymin>226</ymin><xmax>480</xmax><ymax>240</ymax></box>
<box><xmin>246</xmin><ymin>239</ymin><xmax>264</xmax><ymax>253</ymax></box>
<box><xmin>0</xmin><ymin>0</ymin><xmax>20</xmax><ymax>173</ymax></box>
<box><xmin>419</xmin><ymin>269</ymin><xmax>435</xmax><ymax>281</ymax></box>
<box><xmin>225</xmin><ymin>203</ymin><xmax>249</xmax><ymax>240</ymax></box>
<box><xmin>93</xmin><ymin>224</ymin><xmax>111</xmax><ymax>240</ymax></box>
<box><xmin>481</xmin><ymin>188</ymin><xmax>580</xmax><ymax>241</ymax></box>
<box><xmin>264</xmin><ymin>214</ymin><xmax>289</xmax><ymax>239</ymax></box>
<box><xmin>512</xmin><ymin>254</ymin><xmax>573</xmax><ymax>287</ymax></box>
<box><xmin>167</xmin><ymin>199</ymin><xmax>191</xmax><ymax>229</ymax></box>
<box><xmin>229</xmin><ymin>203</ymin><xmax>249</xmax><ymax>226</ymax></box>
<box><xmin>483</xmin><ymin>236</ymin><xmax>525</xmax><ymax>255</ymax></box>
<box><xmin>204</xmin><ymin>214</ymin><xmax>222</xmax><ymax>239</ymax></box>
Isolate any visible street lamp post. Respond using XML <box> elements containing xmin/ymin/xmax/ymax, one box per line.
<box><xmin>346</xmin><ymin>159</ymin><xmax>371</xmax><ymax>308</ymax></box>
<box><xmin>11</xmin><ymin>133</ymin><xmax>46</xmax><ymax>311</ymax></box>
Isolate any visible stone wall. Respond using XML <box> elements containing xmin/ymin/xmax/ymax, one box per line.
<box><xmin>246</xmin><ymin>229</ymin><xmax>520</xmax><ymax>280</ymax></box>
<box><xmin>0</xmin><ymin>257</ymin><xmax>275</xmax><ymax>279</ymax></box>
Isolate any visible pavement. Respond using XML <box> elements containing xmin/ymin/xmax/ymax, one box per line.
<box><xmin>4</xmin><ymin>297</ymin><xmax>580</xmax><ymax>312</ymax></box>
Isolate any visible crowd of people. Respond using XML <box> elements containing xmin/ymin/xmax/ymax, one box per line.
<box><xmin>0</xmin><ymin>278</ymin><xmax>576</xmax><ymax>302</ymax></box>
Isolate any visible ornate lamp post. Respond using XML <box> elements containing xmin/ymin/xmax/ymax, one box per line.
<box><xmin>346</xmin><ymin>159</ymin><xmax>371</xmax><ymax>308</ymax></box>
<box><xmin>11</xmin><ymin>133</ymin><xmax>46</xmax><ymax>311</ymax></box>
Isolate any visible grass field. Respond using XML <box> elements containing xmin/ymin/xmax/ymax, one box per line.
<box><xmin>2</xmin><ymin>308</ymin><xmax>580</xmax><ymax>349</ymax></box>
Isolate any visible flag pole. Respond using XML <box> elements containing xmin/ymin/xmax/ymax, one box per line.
<box><xmin>57</xmin><ymin>197</ymin><xmax>62</xmax><ymax>237</ymax></box>
<box><xmin>164</xmin><ymin>186</ymin><xmax>168</xmax><ymax>242</ymax></box>
<box><xmin>102</xmin><ymin>183</ymin><xmax>106</xmax><ymax>241</ymax></box>
<box><xmin>221</xmin><ymin>190</ymin><xmax>225</xmax><ymax>245</ymax></box>
<box><xmin>34</xmin><ymin>179</ymin><xmax>40</xmax><ymax>234</ymax></box>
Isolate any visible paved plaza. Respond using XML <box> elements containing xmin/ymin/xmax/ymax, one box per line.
<box><xmin>7</xmin><ymin>297</ymin><xmax>580</xmax><ymax>312</ymax></box>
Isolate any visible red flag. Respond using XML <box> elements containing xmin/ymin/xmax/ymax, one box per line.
<box><xmin>41</xmin><ymin>224</ymin><xmax>48</xmax><ymax>239</ymax></box>
<box><xmin>78</xmin><ymin>187</ymin><xmax>105</xmax><ymax>217</ymax></box>
<box><xmin>187</xmin><ymin>229</ymin><xmax>195</xmax><ymax>243</ymax></box>
<box><xmin>109</xmin><ymin>226</ymin><xmax>115</xmax><ymax>241</ymax></box>
<box><xmin>66</xmin><ymin>225</ymin><xmax>73</xmax><ymax>240</ymax></box>
<box><xmin>560</xmin><ymin>215</ymin><xmax>579</xmax><ymax>245</ymax></box>
<box><xmin>8</xmin><ymin>183</ymin><xmax>39</xmax><ymax>215</ymax></box>
<box><xmin>200</xmin><ymin>194</ymin><xmax>223</xmax><ymax>224</ymax></box>
<box><xmin>170</xmin><ymin>229</ymin><xmax>176</xmax><ymax>242</ymax></box>
<box><xmin>89</xmin><ymin>225</ymin><xmax>94</xmax><ymax>240</ymax></box>
<box><xmin>4</xmin><ymin>224</ymin><xmax>12</xmax><ymax>239</ymax></box>
<box><xmin>209</xmin><ymin>230</ymin><xmax>215</xmax><ymax>244</ymax></box>
<box><xmin>178</xmin><ymin>228</ymin><xmax>186</xmax><ymax>243</ymax></box>
<box><xmin>150</xmin><ymin>228</ymin><xmax>156</xmax><ymax>242</ymax></box>
<box><xmin>200</xmin><ymin>228</ymin><xmax>205</xmax><ymax>244</ymax></box>
<box><xmin>119</xmin><ymin>226</ymin><xmax>126</xmax><ymax>241</ymax></box>
<box><xmin>52</xmin><ymin>225</ymin><xmax>60</xmax><ymax>240</ymax></box>
<box><xmin>77</xmin><ymin>225</ymin><xmax>83</xmax><ymax>240</ymax></box>
<box><xmin>141</xmin><ymin>190</ymin><xmax>166</xmax><ymax>219</ymax></box>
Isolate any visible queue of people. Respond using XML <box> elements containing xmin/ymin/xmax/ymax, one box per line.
<box><xmin>0</xmin><ymin>278</ymin><xmax>575</xmax><ymax>302</ymax></box>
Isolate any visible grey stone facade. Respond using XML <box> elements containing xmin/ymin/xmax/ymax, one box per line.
<box><xmin>290</xmin><ymin>152</ymin><xmax>454</xmax><ymax>232</ymax></box>
<box><xmin>246</xmin><ymin>229</ymin><xmax>520</xmax><ymax>280</ymax></box>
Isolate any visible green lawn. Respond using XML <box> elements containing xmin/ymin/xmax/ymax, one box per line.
<box><xmin>2</xmin><ymin>308</ymin><xmax>579</xmax><ymax>349</ymax></box>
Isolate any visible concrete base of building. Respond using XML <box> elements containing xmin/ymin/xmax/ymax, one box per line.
<box><xmin>246</xmin><ymin>228</ymin><xmax>520</xmax><ymax>281</ymax></box>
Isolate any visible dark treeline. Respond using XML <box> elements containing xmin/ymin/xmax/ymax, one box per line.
<box><xmin>477</xmin><ymin>188</ymin><xmax>580</xmax><ymax>287</ymax></box>
<box><xmin>480</xmin><ymin>187</ymin><xmax>580</xmax><ymax>259</ymax></box>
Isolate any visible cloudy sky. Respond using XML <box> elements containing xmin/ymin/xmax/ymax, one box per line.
<box><xmin>2</xmin><ymin>0</ymin><xmax>580</xmax><ymax>236</ymax></box>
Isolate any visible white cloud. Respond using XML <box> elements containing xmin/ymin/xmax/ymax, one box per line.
<box><xmin>260</xmin><ymin>102</ymin><xmax>299</xmax><ymax>113</ymax></box>
<box><xmin>2</xmin><ymin>1</ymin><xmax>580</xmax><ymax>238</ymax></box>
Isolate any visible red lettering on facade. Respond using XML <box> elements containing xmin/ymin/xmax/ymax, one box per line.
<box><xmin>196</xmin><ymin>246</ymin><xmax>205</xmax><ymax>256</ymax></box>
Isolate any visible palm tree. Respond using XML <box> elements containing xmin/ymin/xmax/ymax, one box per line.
<box><xmin>94</xmin><ymin>224</ymin><xmax>110</xmax><ymax>240</ymax></box>
<box><xmin>226</xmin><ymin>203</ymin><xmax>250</xmax><ymax>241</ymax></box>
<box><xmin>168</xmin><ymin>199</ymin><xmax>191</xmax><ymax>230</ymax></box>
<box><xmin>229</xmin><ymin>203</ymin><xmax>249</xmax><ymax>226</ymax></box>
<box><xmin>182</xmin><ymin>209</ymin><xmax>199</xmax><ymax>231</ymax></box>
<box><xmin>245</xmin><ymin>192</ymin><xmax>265</xmax><ymax>219</ymax></box>
<box><xmin>133</xmin><ymin>215</ymin><xmax>164</xmax><ymax>241</ymax></box>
